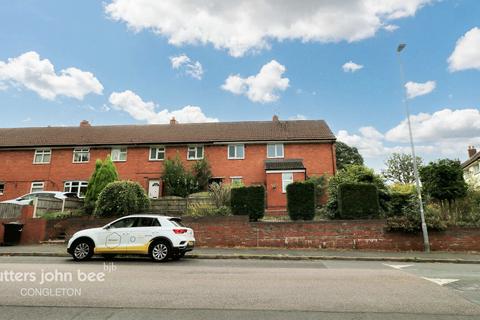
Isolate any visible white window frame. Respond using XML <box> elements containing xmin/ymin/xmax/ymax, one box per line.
<box><xmin>187</xmin><ymin>145</ymin><xmax>204</xmax><ymax>160</ymax></box>
<box><xmin>149</xmin><ymin>146</ymin><xmax>166</xmax><ymax>161</ymax></box>
<box><xmin>30</xmin><ymin>182</ymin><xmax>45</xmax><ymax>193</ymax></box>
<box><xmin>64</xmin><ymin>181</ymin><xmax>88</xmax><ymax>198</ymax></box>
<box><xmin>281</xmin><ymin>172</ymin><xmax>293</xmax><ymax>193</ymax></box>
<box><xmin>111</xmin><ymin>147</ymin><xmax>127</xmax><ymax>162</ymax></box>
<box><xmin>72</xmin><ymin>147</ymin><xmax>90</xmax><ymax>163</ymax></box>
<box><xmin>0</xmin><ymin>182</ymin><xmax>4</xmax><ymax>195</ymax></box>
<box><xmin>33</xmin><ymin>148</ymin><xmax>52</xmax><ymax>164</ymax></box>
<box><xmin>230</xmin><ymin>176</ymin><xmax>243</xmax><ymax>187</ymax></box>
<box><xmin>267</xmin><ymin>143</ymin><xmax>284</xmax><ymax>159</ymax></box>
<box><xmin>228</xmin><ymin>144</ymin><xmax>245</xmax><ymax>160</ymax></box>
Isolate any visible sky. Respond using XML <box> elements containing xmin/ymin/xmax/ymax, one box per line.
<box><xmin>0</xmin><ymin>0</ymin><xmax>479</xmax><ymax>171</ymax></box>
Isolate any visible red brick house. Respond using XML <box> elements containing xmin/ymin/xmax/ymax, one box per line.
<box><xmin>0</xmin><ymin>117</ymin><xmax>336</xmax><ymax>209</ymax></box>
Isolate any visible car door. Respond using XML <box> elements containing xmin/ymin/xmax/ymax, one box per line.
<box><xmin>126</xmin><ymin>217</ymin><xmax>161</xmax><ymax>254</ymax></box>
<box><xmin>95</xmin><ymin>217</ymin><xmax>137</xmax><ymax>254</ymax></box>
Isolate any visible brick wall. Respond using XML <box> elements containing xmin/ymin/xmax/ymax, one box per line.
<box><xmin>0</xmin><ymin>206</ymin><xmax>47</xmax><ymax>245</ymax></box>
<box><xmin>35</xmin><ymin>215</ymin><xmax>480</xmax><ymax>252</ymax></box>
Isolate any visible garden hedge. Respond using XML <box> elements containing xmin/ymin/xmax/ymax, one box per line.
<box><xmin>286</xmin><ymin>182</ymin><xmax>315</xmax><ymax>220</ymax></box>
<box><xmin>95</xmin><ymin>181</ymin><xmax>150</xmax><ymax>217</ymax></box>
<box><xmin>230</xmin><ymin>185</ymin><xmax>265</xmax><ymax>221</ymax></box>
<box><xmin>337</xmin><ymin>183</ymin><xmax>380</xmax><ymax>219</ymax></box>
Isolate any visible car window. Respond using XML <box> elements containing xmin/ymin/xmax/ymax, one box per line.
<box><xmin>39</xmin><ymin>193</ymin><xmax>56</xmax><ymax>198</ymax></box>
<box><xmin>136</xmin><ymin>217</ymin><xmax>161</xmax><ymax>227</ymax></box>
<box><xmin>169</xmin><ymin>218</ymin><xmax>185</xmax><ymax>227</ymax></box>
<box><xmin>19</xmin><ymin>194</ymin><xmax>35</xmax><ymax>201</ymax></box>
<box><xmin>109</xmin><ymin>218</ymin><xmax>137</xmax><ymax>229</ymax></box>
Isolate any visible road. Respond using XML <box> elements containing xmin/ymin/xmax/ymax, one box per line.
<box><xmin>0</xmin><ymin>256</ymin><xmax>479</xmax><ymax>319</ymax></box>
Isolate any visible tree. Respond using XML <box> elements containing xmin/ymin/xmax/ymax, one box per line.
<box><xmin>84</xmin><ymin>156</ymin><xmax>119</xmax><ymax>214</ymax></box>
<box><xmin>382</xmin><ymin>153</ymin><xmax>423</xmax><ymax>184</ymax></box>
<box><xmin>162</xmin><ymin>156</ymin><xmax>199</xmax><ymax>197</ymax></box>
<box><xmin>95</xmin><ymin>181</ymin><xmax>150</xmax><ymax>217</ymax></box>
<box><xmin>335</xmin><ymin>141</ymin><xmax>364</xmax><ymax>171</ymax></box>
<box><xmin>419</xmin><ymin>159</ymin><xmax>468</xmax><ymax>207</ymax></box>
<box><xmin>192</xmin><ymin>158</ymin><xmax>212</xmax><ymax>191</ymax></box>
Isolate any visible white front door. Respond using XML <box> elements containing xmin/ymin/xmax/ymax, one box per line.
<box><xmin>148</xmin><ymin>180</ymin><xmax>160</xmax><ymax>199</ymax></box>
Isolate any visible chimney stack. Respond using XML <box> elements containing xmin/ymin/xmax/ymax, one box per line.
<box><xmin>272</xmin><ymin>115</ymin><xmax>279</xmax><ymax>122</ymax></box>
<box><xmin>79</xmin><ymin>120</ymin><xmax>91</xmax><ymax>127</ymax></box>
<box><xmin>468</xmin><ymin>146</ymin><xmax>477</xmax><ymax>158</ymax></box>
<box><xmin>170</xmin><ymin>117</ymin><xmax>177</xmax><ymax>125</ymax></box>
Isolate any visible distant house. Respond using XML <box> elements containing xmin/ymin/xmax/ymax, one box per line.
<box><xmin>0</xmin><ymin>116</ymin><xmax>336</xmax><ymax>209</ymax></box>
<box><xmin>462</xmin><ymin>146</ymin><xmax>480</xmax><ymax>188</ymax></box>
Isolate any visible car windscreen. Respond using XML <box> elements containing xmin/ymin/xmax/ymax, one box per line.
<box><xmin>169</xmin><ymin>218</ymin><xmax>185</xmax><ymax>227</ymax></box>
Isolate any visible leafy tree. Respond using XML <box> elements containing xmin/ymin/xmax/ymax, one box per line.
<box><xmin>95</xmin><ymin>181</ymin><xmax>150</xmax><ymax>217</ymax></box>
<box><xmin>192</xmin><ymin>158</ymin><xmax>212</xmax><ymax>191</ymax></box>
<box><xmin>306</xmin><ymin>175</ymin><xmax>327</xmax><ymax>207</ymax></box>
<box><xmin>335</xmin><ymin>141</ymin><xmax>364</xmax><ymax>171</ymax></box>
<box><xmin>84</xmin><ymin>156</ymin><xmax>119</xmax><ymax>214</ymax></box>
<box><xmin>382</xmin><ymin>153</ymin><xmax>423</xmax><ymax>184</ymax></box>
<box><xmin>326</xmin><ymin>164</ymin><xmax>388</xmax><ymax>218</ymax></box>
<box><xmin>419</xmin><ymin>159</ymin><xmax>468</xmax><ymax>208</ymax></box>
<box><xmin>162</xmin><ymin>156</ymin><xmax>199</xmax><ymax>197</ymax></box>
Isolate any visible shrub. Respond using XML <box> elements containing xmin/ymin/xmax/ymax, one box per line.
<box><xmin>286</xmin><ymin>182</ymin><xmax>315</xmax><ymax>220</ymax></box>
<box><xmin>84</xmin><ymin>156</ymin><xmax>119</xmax><ymax>214</ymax></box>
<box><xmin>95</xmin><ymin>181</ymin><xmax>150</xmax><ymax>217</ymax></box>
<box><xmin>306</xmin><ymin>175</ymin><xmax>327</xmax><ymax>207</ymax></box>
<box><xmin>192</xmin><ymin>158</ymin><xmax>212</xmax><ymax>191</ymax></box>
<box><xmin>187</xmin><ymin>203</ymin><xmax>231</xmax><ymax>217</ymax></box>
<box><xmin>337</xmin><ymin>183</ymin><xmax>380</xmax><ymax>219</ymax></box>
<box><xmin>162</xmin><ymin>156</ymin><xmax>199</xmax><ymax>197</ymax></box>
<box><xmin>209</xmin><ymin>182</ymin><xmax>231</xmax><ymax>208</ymax></box>
<box><xmin>231</xmin><ymin>185</ymin><xmax>265</xmax><ymax>221</ymax></box>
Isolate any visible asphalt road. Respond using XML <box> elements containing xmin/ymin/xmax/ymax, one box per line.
<box><xmin>0</xmin><ymin>256</ymin><xmax>479</xmax><ymax>319</ymax></box>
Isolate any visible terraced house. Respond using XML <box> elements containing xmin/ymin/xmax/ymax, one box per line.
<box><xmin>0</xmin><ymin>116</ymin><xmax>336</xmax><ymax>209</ymax></box>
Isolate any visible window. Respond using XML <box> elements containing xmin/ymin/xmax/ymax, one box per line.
<box><xmin>33</xmin><ymin>148</ymin><xmax>51</xmax><ymax>164</ymax></box>
<box><xmin>73</xmin><ymin>148</ymin><xmax>90</xmax><ymax>163</ymax></box>
<box><xmin>109</xmin><ymin>218</ymin><xmax>136</xmax><ymax>229</ymax></box>
<box><xmin>187</xmin><ymin>145</ymin><xmax>204</xmax><ymax>160</ymax></box>
<box><xmin>64</xmin><ymin>181</ymin><xmax>88</xmax><ymax>198</ymax></box>
<box><xmin>111</xmin><ymin>147</ymin><xmax>127</xmax><ymax>162</ymax></box>
<box><xmin>30</xmin><ymin>182</ymin><xmax>45</xmax><ymax>193</ymax></box>
<box><xmin>230</xmin><ymin>177</ymin><xmax>243</xmax><ymax>187</ymax></box>
<box><xmin>136</xmin><ymin>217</ymin><xmax>161</xmax><ymax>227</ymax></box>
<box><xmin>267</xmin><ymin>144</ymin><xmax>284</xmax><ymax>158</ymax></box>
<box><xmin>228</xmin><ymin>144</ymin><xmax>245</xmax><ymax>159</ymax></box>
<box><xmin>0</xmin><ymin>182</ymin><xmax>4</xmax><ymax>195</ymax></box>
<box><xmin>281</xmin><ymin>172</ymin><xmax>293</xmax><ymax>193</ymax></box>
<box><xmin>149</xmin><ymin>146</ymin><xmax>165</xmax><ymax>161</ymax></box>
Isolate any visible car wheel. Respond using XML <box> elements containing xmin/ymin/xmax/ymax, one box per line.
<box><xmin>72</xmin><ymin>239</ymin><xmax>94</xmax><ymax>261</ymax></box>
<box><xmin>150</xmin><ymin>241</ymin><xmax>170</xmax><ymax>262</ymax></box>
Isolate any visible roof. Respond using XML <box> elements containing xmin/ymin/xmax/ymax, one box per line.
<box><xmin>462</xmin><ymin>151</ymin><xmax>480</xmax><ymax>169</ymax></box>
<box><xmin>0</xmin><ymin>120</ymin><xmax>335</xmax><ymax>149</ymax></box>
<box><xmin>265</xmin><ymin>159</ymin><xmax>305</xmax><ymax>171</ymax></box>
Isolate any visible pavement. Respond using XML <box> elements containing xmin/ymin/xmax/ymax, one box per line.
<box><xmin>1</xmin><ymin>244</ymin><xmax>480</xmax><ymax>263</ymax></box>
<box><xmin>1</xmin><ymin>256</ymin><xmax>480</xmax><ymax>319</ymax></box>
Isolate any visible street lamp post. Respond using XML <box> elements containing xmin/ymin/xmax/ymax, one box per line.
<box><xmin>396</xmin><ymin>43</ymin><xmax>430</xmax><ymax>253</ymax></box>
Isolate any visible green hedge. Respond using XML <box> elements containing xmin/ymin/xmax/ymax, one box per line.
<box><xmin>230</xmin><ymin>185</ymin><xmax>265</xmax><ymax>221</ymax></box>
<box><xmin>287</xmin><ymin>182</ymin><xmax>316</xmax><ymax>220</ymax></box>
<box><xmin>95</xmin><ymin>181</ymin><xmax>150</xmax><ymax>217</ymax></box>
<box><xmin>337</xmin><ymin>183</ymin><xmax>380</xmax><ymax>219</ymax></box>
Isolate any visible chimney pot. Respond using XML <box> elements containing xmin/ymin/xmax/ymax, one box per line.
<box><xmin>80</xmin><ymin>120</ymin><xmax>91</xmax><ymax>127</ymax></box>
<box><xmin>468</xmin><ymin>146</ymin><xmax>477</xmax><ymax>158</ymax></box>
<box><xmin>170</xmin><ymin>117</ymin><xmax>177</xmax><ymax>125</ymax></box>
<box><xmin>272</xmin><ymin>115</ymin><xmax>279</xmax><ymax>122</ymax></box>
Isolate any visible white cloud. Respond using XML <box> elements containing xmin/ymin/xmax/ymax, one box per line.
<box><xmin>105</xmin><ymin>0</ymin><xmax>432</xmax><ymax>57</ymax></box>
<box><xmin>384</xmin><ymin>24</ymin><xmax>399</xmax><ymax>32</ymax></box>
<box><xmin>169</xmin><ymin>54</ymin><xmax>203</xmax><ymax>80</ymax></box>
<box><xmin>342</xmin><ymin>61</ymin><xmax>364</xmax><ymax>73</ymax></box>
<box><xmin>0</xmin><ymin>51</ymin><xmax>103</xmax><ymax>100</ymax></box>
<box><xmin>448</xmin><ymin>27</ymin><xmax>480</xmax><ymax>72</ymax></box>
<box><xmin>222</xmin><ymin>60</ymin><xmax>289</xmax><ymax>103</ymax></box>
<box><xmin>108</xmin><ymin>90</ymin><xmax>218</xmax><ymax>124</ymax></box>
<box><xmin>405</xmin><ymin>80</ymin><xmax>436</xmax><ymax>99</ymax></box>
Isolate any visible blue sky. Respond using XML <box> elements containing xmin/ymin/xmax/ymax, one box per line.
<box><xmin>0</xmin><ymin>0</ymin><xmax>479</xmax><ymax>170</ymax></box>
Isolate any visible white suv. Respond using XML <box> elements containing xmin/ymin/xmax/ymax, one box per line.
<box><xmin>67</xmin><ymin>215</ymin><xmax>195</xmax><ymax>262</ymax></box>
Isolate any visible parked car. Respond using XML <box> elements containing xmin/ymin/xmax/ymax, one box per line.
<box><xmin>0</xmin><ymin>191</ymin><xmax>78</xmax><ymax>206</ymax></box>
<box><xmin>67</xmin><ymin>215</ymin><xmax>195</xmax><ymax>262</ymax></box>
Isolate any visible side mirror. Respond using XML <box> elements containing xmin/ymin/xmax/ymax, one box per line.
<box><xmin>104</xmin><ymin>225</ymin><xmax>111</xmax><ymax>230</ymax></box>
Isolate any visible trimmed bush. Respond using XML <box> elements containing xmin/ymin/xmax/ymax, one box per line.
<box><xmin>287</xmin><ymin>182</ymin><xmax>315</xmax><ymax>220</ymax></box>
<box><xmin>84</xmin><ymin>156</ymin><xmax>119</xmax><ymax>214</ymax></box>
<box><xmin>230</xmin><ymin>185</ymin><xmax>265</xmax><ymax>221</ymax></box>
<box><xmin>337</xmin><ymin>183</ymin><xmax>380</xmax><ymax>219</ymax></box>
<box><xmin>95</xmin><ymin>181</ymin><xmax>150</xmax><ymax>217</ymax></box>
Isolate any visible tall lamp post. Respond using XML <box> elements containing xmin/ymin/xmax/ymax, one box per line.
<box><xmin>396</xmin><ymin>43</ymin><xmax>430</xmax><ymax>253</ymax></box>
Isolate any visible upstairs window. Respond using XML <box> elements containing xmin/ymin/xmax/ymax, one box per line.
<box><xmin>0</xmin><ymin>182</ymin><xmax>4</xmax><ymax>195</ymax></box>
<box><xmin>73</xmin><ymin>148</ymin><xmax>90</xmax><ymax>163</ymax></box>
<box><xmin>64</xmin><ymin>181</ymin><xmax>88</xmax><ymax>198</ymax></box>
<box><xmin>34</xmin><ymin>149</ymin><xmax>51</xmax><ymax>164</ymax></box>
<box><xmin>111</xmin><ymin>147</ymin><xmax>127</xmax><ymax>162</ymax></box>
<box><xmin>187</xmin><ymin>145</ymin><xmax>204</xmax><ymax>160</ymax></box>
<box><xmin>267</xmin><ymin>144</ymin><xmax>284</xmax><ymax>158</ymax></box>
<box><xmin>30</xmin><ymin>182</ymin><xmax>45</xmax><ymax>193</ymax></box>
<box><xmin>149</xmin><ymin>146</ymin><xmax>165</xmax><ymax>161</ymax></box>
<box><xmin>228</xmin><ymin>144</ymin><xmax>245</xmax><ymax>159</ymax></box>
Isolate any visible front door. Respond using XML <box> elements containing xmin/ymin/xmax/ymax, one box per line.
<box><xmin>148</xmin><ymin>180</ymin><xmax>160</xmax><ymax>199</ymax></box>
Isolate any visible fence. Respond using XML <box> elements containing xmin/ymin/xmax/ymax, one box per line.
<box><xmin>34</xmin><ymin>197</ymin><xmax>84</xmax><ymax>217</ymax></box>
<box><xmin>0</xmin><ymin>203</ymin><xmax>23</xmax><ymax>219</ymax></box>
<box><xmin>150</xmin><ymin>195</ymin><xmax>214</xmax><ymax>215</ymax></box>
